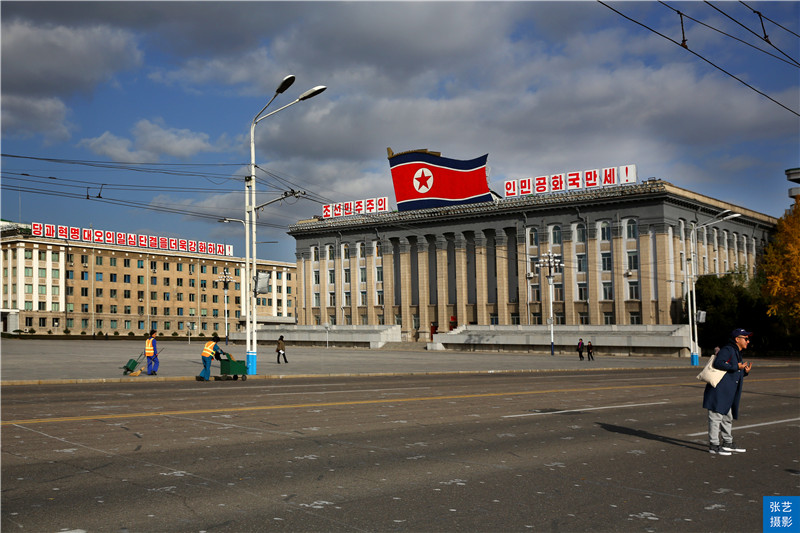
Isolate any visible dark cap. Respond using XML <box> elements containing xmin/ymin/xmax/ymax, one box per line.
<box><xmin>212</xmin><ymin>333</ymin><xmax>220</xmax><ymax>342</ymax></box>
<box><xmin>731</xmin><ymin>328</ymin><xmax>752</xmax><ymax>338</ymax></box>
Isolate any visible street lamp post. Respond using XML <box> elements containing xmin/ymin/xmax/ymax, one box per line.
<box><xmin>688</xmin><ymin>210</ymin><xmax>741</xmax><ymax>362</ymax></box>
<box><xmin>219</xmin><ymin>218</ymin><xmax>248</xmax><ymax>349</ymax></box>
<box><xmin>217</xmin><ymin>268</ymin><xmax>233</xmax><ymax>345</ymax></box>
<box><xmin>246</xmin><ymin>77</ymin><xmax>326</xmax><ymax>374</ymax></box>
<box><xmin>536</xmin><ymin>251</ymin><xmax>564</xmax><ymax>356</ymax></box>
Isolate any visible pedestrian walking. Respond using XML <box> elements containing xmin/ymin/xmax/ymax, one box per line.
<box><xmin>276</xmin><ymin>335</ymin><xmax>287</xmax><ymax>364</ymax></box>
<box><xmin>576</xmin><ymin>338</ymin><xmax>584</xmax><ymax>361</ymax></box>
<box><xmin>586</xmin><ymin>341</ymin><xmax>594</xmax><ymax>361</ymax></box>
<box><xmin>145</xmin><ymin>329</ymin><xmax>159</xmax><ymax>375</ymax></box>
<box><xmin>198</xmin><ymin>333</ymin><xmax>223</xmax><ymax>381</ymax></box>
<box><xmin>703</xmin><ymin>328</ymin><xmax>753</xmax><ymax>455</ymax></box>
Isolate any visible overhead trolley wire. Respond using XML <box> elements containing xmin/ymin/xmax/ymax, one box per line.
<box><xmin>597</xmin><ymin>1</ymin><xmax>800</xmax><ymax>117</ymax></box>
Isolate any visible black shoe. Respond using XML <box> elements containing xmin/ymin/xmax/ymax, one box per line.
<box><xmin>709</xmin><ymin>444</ymin><xmax>731</xmax><ymax>455</ymax></box>
<box><xmin>722</xmin><ymin>442</ymin><xmax>746</xmax><ymax>453</ymax></box>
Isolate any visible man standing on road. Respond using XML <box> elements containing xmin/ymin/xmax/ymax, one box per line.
<box><xmin>198</xmin><ymin>333</ymin><xmax>223</xmax><ymax>381</ymax></box>
<box><xmin>276</xmin><ymin>335</ymin><xmax>287</xmax><ymax>364</ymax></box>
<box><xmin>703</xmin><ymin>328</ymin><xmax>753</xmax><ymax>455</ymax></box>
<box><xmin>145</xmin><ymin>329</ymin><xmax>159</xmax><ymax>376</ymax></box>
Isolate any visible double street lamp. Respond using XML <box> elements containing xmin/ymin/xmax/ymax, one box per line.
<box><xmin>536</xmin><ymin>250</ymin><xmax>564</xmax><ymax>356</ymax></box>
<box><xmin>245</xmin><ymin>75</ymin><xmax>326</xmax><ymax>372</ymax></box>
<box><xmin>687</xmin><ymin>210</ymin><xmax>741</xmax><ymax>361</ymax></box>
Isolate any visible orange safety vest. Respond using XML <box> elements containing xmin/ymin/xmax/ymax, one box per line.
<box><xmin>202</xmin><ymin>341</ymin><xmax>217</xmax><ymax>359</ymax></box>
<box><xmin>145</xmin><ymin>337</ymin><xmax>155</xmax><ymax>357</ymax></box>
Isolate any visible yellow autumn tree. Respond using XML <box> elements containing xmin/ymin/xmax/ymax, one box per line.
<box><xmin>762</xmin><ymin>199</ymin><xmax>800</xmax><ymax>320</ymax></box>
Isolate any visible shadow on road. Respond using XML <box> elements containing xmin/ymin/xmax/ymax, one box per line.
<box><xmin>596</xmin><ymin>422</ymin><xmax>706</xmax><ymax>452</ymax></box>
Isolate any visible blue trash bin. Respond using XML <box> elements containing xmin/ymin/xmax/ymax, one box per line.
<box><xmin>246</xmin><ymin>351</ymin><xmax>257</xmax><ymax>375</ymax></box>
<box><xmin>690</xmin><ymin>353</ymin><xmax>699</xmax><ymax>366</ymax></box>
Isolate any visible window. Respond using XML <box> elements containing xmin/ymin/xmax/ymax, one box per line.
<box><xmin>553</xmin><ymin>283</ymin><xmax>564</xmax><ymax>301</ymax></box>
<box><xmin>313</xmin><ymin>247</ymin><xmax>320</xmax><ymax>261</ymax></box>
<box><xmin>601</xmin><ymin>252</ymin><xmax>612</xmax><ymax>271</ymax></box>
<box><xmin>376</xmin><ymin>290</ymin><xmax>384</xmax><ymax>305</ymax></box>
<box><xmin>628</xmin><ymin>281</ymin><xmax>640</xmax><ymax>300</ymax></box>
<box><xmin>375</xmin><ymin>242</ymin><xmax>383</xmax><ymax>257</ymax></box>
<box><xmin>577</xmin><ymin>254</ymin><xmax>587</xmax><ymax>273</ymax></box>
<box><xmin>344</xmin><ymin>291</ymin><xmax>351</xmax><ymax>306</ymax></box>
<box><xmin>359</xmin><ymin>242</ymin><xmax>366</xmax><ymax>257</ymax></box>
<box><xmin>95</xmin><ymin>288</ymin><xmax>103</xmax><ymax>297</ymax></box>
<box><xmin>313</xmin><ymin>293</ymin><xmax>320</xmax><ymax>307</ymax></box>
<box><xmin>360</xmin><ymin>291</ymin><xmax>367</xmax><ymax>306</ymax></box>
<box><xmin>360</xmin><ymin>267</ymin><xmax>367</xmax><ymax>283</ymax></box>
<box><xmin>551</xmin><ymin>225</ymin><xmax>562</xmax><ymax>245</ymax></box>
<box><xmin>577</xmin><ymin>283</ymin><xmax>588</xmax><ymax>301</ymax></box>
<box><xmin>602</xmin><ymin>282</ymin><xmax>613</xmax><ymax>300</ymax></box>
<box><xmin>96</xmin><ymin>256</ymin><xmax>103</xmax><ymax>266</ymax></box>
<box><xmin>627</xmin><ymin>251</ymin><xmax>639</xmax><ymax>271</ymax></box>
<box><xmin>124</xmin><ymin>274</ymin><xmax>131</xmax><ymax>283</ymax></box>
<box><xmin>110</xmin><ymin>273</ymin><xmax>117</xmax><ymax>282</ymax></box>
<box><xmin>578</xmin><ymin>312</ymin><xmax>589</xmax><ymax>325</ymax></box>
<box><xmin>328</xmin><ymin>292</ymin><xmax>336</xmax><ymax>307</ymax></box>
<box><xmin>376</xmin><ymin>266</ymin><xmax>383</xmax><ymax>283</ymax></box>
<box><xmin>39</xmin><ymin>268</ymin><xmax>46</xmax><ymax>278</ymax></box>
<box><xmin>344</xmin><ymin>268</ymin><xmax>351</xmax><ymax>284</ymax></box>
<box><xmin>604</xmin><ymin>312</ymin><xmax>615</xmax><ymax>325</ymax></box>
<box><xmin>530</xmin><ymin>283</ymin><xmax>540</xmax><ymax>301</ymax></box>
<box><xmin>124</xmin><ymin>259</ymin><xmax>131</xmax><ymax>268</ymax></box>
<box><xmin>328</xmin><ymin>270</ymin><xmax>335</xmax><ymax>284</ymax></box>
<box><xmin>137</xmin><ymin>260</ymin><xmax>144</xmax><ymax>269</ymax></box>
<box><xmin>313</xmin><ymin>270</ymin><xmax>320</xmax><ymax>284</ymax></box>
<box><xmin>576</xmin><ymin>224</ymin><xmax>587</xmax><ymax>243</ymax></box>
<box><xmin>529</xmin><ymin>229</ymin><xmax>538</xmax><ymax>247</ymax></box>
<box><xmin>627</xmin><ymin>219</ymin><xmax>638</xmax><ymax>239</ymax></box>
<box><xmin>629</xmin><ymin>311</ymin><xmax>642</xmax><ymax>325</ymax></box>
<box><xmin>96</xmin><ymin>273</ymin><xmax>103</xmax><ymax>282</ymax></box>
<box><xmin>343</xmin><ymin>244</ymin><xmax>350</xmax><ymax>260</ymax></box>
<box><xmin>327</xmin><ymin>245</ymin><xmax>334</xmax><ymax>260</ymax></box>
<box><xmin>600</xmin><ymin>222</ymin><xmax>611</xmax><ymax>241</ymax></box>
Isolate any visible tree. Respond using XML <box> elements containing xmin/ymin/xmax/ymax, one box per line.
<box><xmin>761</xmin><ymin>199</ymin><xmax>800</xmax><ymax>324</ymax></box>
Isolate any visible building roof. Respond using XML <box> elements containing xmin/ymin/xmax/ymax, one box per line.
<box><xmin>288</xmin><ymin>179</ymin><xmax>777</xmax><ymax>235</ymax></box>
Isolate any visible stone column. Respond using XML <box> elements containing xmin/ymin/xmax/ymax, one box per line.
<box><xmin>416</xmin><ymin>237</ymin><xmax>431</xmax><ymax>341</ymax></box>
<box><xmin>562</xmin><ymin>229</ymin><xmax>576</xmax><ymax>324</ymax></box>
<box><xmin>612</xmin><ymin>222</ymin><xmax>627</xmax><ymax>325</ymax></box>
<box><xmin>398</xmin><ymin>237</ymin><xmax>412</xmax><ymax>338</ymax></box>
<box><xmin>474</xmin><ymin>230</ymin><xmax>489</xmax><ymax>325</ymax></box>
<box><xmin>586</xmin><ymin>225</ymin><xmax>600</xmax><ymax>325</ymax></box>
<box><xmin>454</xmin><ymin>233</ymin><xmax>468</xmax><ymax>327</ymax></box>
<box><xmin>495</xmin><ymin>230</ymin><xmax>510</xmax><ymax>325</ymax></box>
<box><xmin>516</xmin><ymin>229</ymin><xmax>528</xmax><ymax>324</ymax></box>
<box><xmin>382</xmin><ymin>240</ymin><xmax>395</xmax><ymax>326</ymax></box>
<box><xmin>654</xmin><ymin>227</ymin><xmax>673</xmax><ymax>325</ymax></box>
<box><xmin>638</xmin><ymin>228</ymin><xmax>655</xmax><ymax>325</ymax></box>
<box><xmin>436</xmin><ymin>235</ymin><xmax>450</xmax><ymax>330</ymax></box>
<box><xmin>366</xmin><ymin>241</ymin><xmax>377</xmax><ymax>324</ymax></box>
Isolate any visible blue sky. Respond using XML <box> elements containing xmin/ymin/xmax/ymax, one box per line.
<box><xmin>2</xmin><ymin>1</ymin><xmax>798</xmax><ymax>263</ymax></box>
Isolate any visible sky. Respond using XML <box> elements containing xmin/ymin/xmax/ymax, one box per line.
<box><xmin>2</xmin><ymin>1</ymin><xmax>798</xmax><ymax>263</ymax></box>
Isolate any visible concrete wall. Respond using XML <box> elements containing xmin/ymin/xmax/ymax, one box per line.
<box><xmin>428</xmin><ymin>324</ymin><xmax>691</xmax><ymax>357</ymax></box>
<box><xmin>237</xmin><ymin>324</ymin><xmax>402</xmax><ymax>349</ymax></box>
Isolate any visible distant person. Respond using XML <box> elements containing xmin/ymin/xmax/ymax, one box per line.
<box><xmin>703</xmin><ymin>328</ymin><xmax>753</xmax><ymax>455</ymax></box>
<box><xmin>145</xmin><ymin>329</ymin><xmax>159</xmax><ymax>375</ymax></box>
<box><xmin>276</xmin><ymin>335</ymin><xmax>287</xmax><ymax>364</ymax></box>
<box><xmin>198</xmin><ymin>333</ymin><xmax>223</xmax><ymax>381</ymax></box>
<box><xmin>586</xmin><ymin>341</ymin><xmax>594</xmax><ymax>361</ymax></box>
<box><xmin>576</xmin><ymin>338</ymin><xmax>584</xmax><ymax>361</ymax></box>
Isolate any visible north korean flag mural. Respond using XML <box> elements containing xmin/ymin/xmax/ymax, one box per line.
<box><xmin>388</xmin><ymin>148</ymin><xmax>493</xmax><ymax>211</ymax></box>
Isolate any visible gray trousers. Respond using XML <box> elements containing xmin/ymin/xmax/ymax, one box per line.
<box><xmin>708</xmin><ymin>409</ymin><xmax>733</xmax><ymax>445</ymax></box>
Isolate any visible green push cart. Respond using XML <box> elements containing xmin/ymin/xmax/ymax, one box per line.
<box><xmin>216</xmin><ymin>353</ymin><xmax>247</xmax><ymax>381</ymax></box>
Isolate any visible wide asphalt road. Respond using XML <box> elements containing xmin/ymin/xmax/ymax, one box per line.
<box><xmin>2</xmin><ymin>365</ymin><xmax>799</xmax><ymax>532</ymax></box>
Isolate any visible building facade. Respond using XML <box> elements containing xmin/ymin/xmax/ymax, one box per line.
<box><xmin>289</xmin><ymin>179</ymin><xmax>776</xmax><ymax>341</ymax></box>
<box><xmin>0</xmin><ymin>223</ymin><xmax>296</xmax><ymax>336</ymax></box>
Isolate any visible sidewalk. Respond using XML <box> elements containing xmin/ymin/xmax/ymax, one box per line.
<box><xmin>0</xmin><ymin>338</ymin><xmax>788</xmax><ymax>385</ymax></box>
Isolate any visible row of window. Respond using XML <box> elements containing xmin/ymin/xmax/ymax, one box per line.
<box><xmin>311</xmin><ymin>310</ymin><xmax>642</xmax><ymax>327</ymax></box>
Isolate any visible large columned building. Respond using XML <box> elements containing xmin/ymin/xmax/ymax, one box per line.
<box><xmin>289</xmin><ymin>179</ymin><xmax>775</xmax><ymax>342</ymax></box>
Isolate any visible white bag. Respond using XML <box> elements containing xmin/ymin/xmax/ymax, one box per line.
<box><xmin>697</xmin><ymin>354</ymin><xmax>726</xmax><ymax>387</ymax></box>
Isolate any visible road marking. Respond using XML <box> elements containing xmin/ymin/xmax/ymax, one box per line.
<box><xmin>685</xmin><ymin>417</ymin><xmax>800</xmax><ymax>436</ymax></box>
<box><xmin>3</xmin><ymin>377</ymin><xmax>797</xmax><ymax>427</ymax></box>
<box><xmin>502</xmin><ymin>401</ymin><xmax>669</xmax><ymax>418</ymax></box>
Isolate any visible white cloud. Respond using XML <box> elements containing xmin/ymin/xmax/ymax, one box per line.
<box><xmin>79</xmin><ymin>119</ymin><xmax>223</xmax><ymax>162</ymax></box>
<box><xmin>0</xmin><ymin>94</ymin><xmax>72</xmax><ymax>143</ymax></box>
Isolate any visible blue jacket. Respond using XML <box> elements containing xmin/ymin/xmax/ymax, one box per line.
<box><xmin>702</xmin><ymin>341</ymin><xmax>746</xmax><ymax>418</ymax></box>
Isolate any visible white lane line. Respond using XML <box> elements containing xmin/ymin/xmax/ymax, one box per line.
<box><xmin>502</xmin><ymin>401</ymin><xmax>669</xmax><ymax>418</ymax></box>
<box><xmin>685</xmin><ymin>417</ymin><xmax>800</xmax><ymax>436</ymax></box>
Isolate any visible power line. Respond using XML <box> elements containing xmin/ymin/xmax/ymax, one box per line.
<box><xmin>705</xmin><ymin>1</ymin><xmax>800</xmax><ymax>67</ymax></box>
<box><xmin>598</xmin><ymin>1</ymin><xmax>800</xmax><ymax>117</ymax></box>
<box><xmin>740</xmin><ymin>0</ymin><xmax>800</xmax><ymax>39</ymax></box>
<box><xmin>658</xmin><ymin>1</ymin><xmax>800</xmax><ymax>68</ymax></box>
